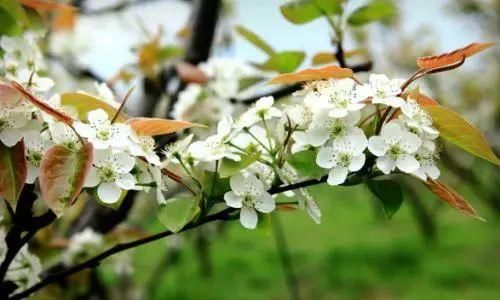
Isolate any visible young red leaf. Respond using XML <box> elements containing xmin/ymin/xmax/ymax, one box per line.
<box><xmin>269</xmin><ymin>65</ymin><xmax>353</xmax><ymax>85</ymax></box>
<box><xmin>39</xmin><ymin>142</ymin><xmax>93</xmax><ymax>216</ymax></box>
<box><xmin>10</xmin><ymin>81</ymin><xmax>74</xmax><ymax>125</ymax></box>
<box><xmin>175</xmin><ymin>63</ymin><xmax>209</xmax><ymax>84</ymax></box>
<box><xmin>423</xmin><ymin>104</ymin><xmax>500</xmax><ymax>166</ymax></box>
<box><xmin>0</xmin><ymin>82</ymin><xmax>21</xmax><ymax>105</ymax></box>
<box><xmin>424</xmin><ymin>178</ymin><xmax>485</xmax><ymax>221</ymax></box>
<box><xmin>60</xmin><ymin>92</ymin><xmax>127</xmax><ymax>122</ymax></box>
<box><xmin>0</xmin><ymin>141</ymin><xmax>27</xmax><ymax>205</ymax></box>
<box><xmin>127</xmin><ymin>118</ymin><xmax>204</xmax><ymax>136</ymax></box>
<box><xmin>416</xmin><ymin>42</ymin><xmax>494</xmax><ymax>70</ymax></box>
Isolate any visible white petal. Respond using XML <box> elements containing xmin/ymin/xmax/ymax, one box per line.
<box><xmin>327</xmin><ymin>167</ymin><xmax>348</xmax><ymax>185</ymax></box>
<box><xmin>84</xmin><ymin>168</ymin><xmax>100</xmax><ymax>187</ymax></box>
<box><xmin>385</xmin><ymin>96</ymin><xmax>406</xmax><ymax>108</ymax></box>
<box><xmin>73</xmin><ymin>122</ymin><xmax>95</xmax><ymax>138</ymax></box>
<box><xmin>328</xmin><ymin>108</ymin><xmax>348</xmax><ymax>118</ymax></box>
<box><xmin>116</xmin><ymin>173</ymin><xmax>136</xmax><ymax>190</ymax></box>
<box><xmin>401</xmin><ymin>132</ymin><xmax>422</xmax><ymax>153</ymax></box>
<box><xmin>0</xmin><ymin>129</ymin><xmax>23</xmax><ymax>147</ymax></box>
<box><xmin>316</xmin><ymin>146</ymin><xmax>337</xmax><ymax>169</ymax></box>
<box><xmin>229</xmin><ymin>173</ymin><xmax>246</xmax><ymax>195</ymax></box>
<box><xmin>240</xmin><ymin>206</ymin><xmax>258</xmax><ymax>229</ymax></box>
<box><xmin>348</xmin><ymin>154</ymin><xmax>366</xmax><ymax>171</ymax></box>
<box><xmin>88</xmin><ymin>109</ymin><xmax>109</xmax><ymax>123</ymax></box>
<box><xmin>97</xmin><ymin>182</ymin><xmax>122</xmax><ymax>204</ymax></box>
<box><xmin>368</xmin><ymin>136</ymin><xmax>388</xmax><ymax>156</ymax></box>
<box><xmin>376</xmin><ymin>156</ymin><xmax>396</xmax><ymax>174</ymax></box>
<box><xmin>224</xmin><ymin>191</ymin><xmax>243</xmax><ymax>208</ymax></box>
<box><xmin>114</xmin><ymin>152</ymin><xmax>136</xmax><ymax>173</ymax></box>
<box><xmin>306</xmin><ymin>127</ymin><xmax>329</xmax><ymax>147</ymax></box>
<box><xmin>254</xmin><ymin>192</ymin><xmax>275</xmax><ymax>213</ymax></box>
<box><xmin>26</xmin><ymin>165</ymin><xmax>39</xmax><ymax>184</ymax></box>
<box><xmin>425</xmin><ymin>164</ymin><xmax>440</xmax><ymax>179</ymax></box>
<box><xmin>396</xmin><ymin>154</ymin><xmax>420</xmax><ymax>173</ymax></box>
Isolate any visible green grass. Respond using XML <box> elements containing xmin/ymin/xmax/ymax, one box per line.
<box><xmin>101</xmin><ymin>184</ymin><xmax>500</xmax><ymax>300</ymax></box>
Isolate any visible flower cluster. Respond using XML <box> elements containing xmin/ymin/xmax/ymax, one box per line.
<box><xmin>1</xmin><ymin>32</ymin><xmax>443</xmax><ymax>232</ymax></box>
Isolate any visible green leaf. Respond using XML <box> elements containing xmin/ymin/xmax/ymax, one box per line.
<box><xmin>424</xmin><ymin>104</ymin><xmax>500</xmax><ymax>166</ymax></box>
<box><xmin>0</xmin><ymin>0</ymin><xmax>29</xmax><ymax>26</ymax></box>
<box><xmin>0</xmin><ymin>141</ymin><xmax>27</xmax><ymax>205</ymax></box>
<box><xmin>238</xmin><ymin>76</ymin><xmax>265</xmax><ymax>92</ymax></box>
<box><xmin>280</xmin><ymin>0</ymin><xmax>344</xmax><ymax>24</ymax></box>
<box><xmin>60</xmin><ymin>92</ymin><xmax>127</xmax><ymax>122</ymax></box>
<box><xmin>347</xmin><ymin>0</ymin><xmax>397</xmax><ymax>26</ymax></box>
<box><xmin>203</xmin><ymin>171</ymin><xmax>231</xmax><ymax>200</ymax></box>
<box><xmin>366</xmin><ymin>179</ymin><xmax>403</xmax><ymax>219</ymax></box>
<box><xmin>219</xmin><ymin>152</ymin><xmax>261</xmax><ymax>178</ymax></box>
<box><xmin>158</xmin><ymin>45</ymin><xmax>184</xmax><ymax>61</ymax></box>
<box><xmin>259</xmin><ymin>51</ymin><xmax>305</xmax><ymax>74</ymax></box>
<box><xmin>288</xmin><ymin>149</ymin><xmax>325</xmax><ymax>178</ymax></box>
<box><xmin>157</xmin><ymin>197</ymin><xmax>200</xmax><ymax>233</ymax></box>
<box><xmin>0</xmin><ymin>8</ymin><xmax>22</xmax><ymax>36</ymax></box>
<box><xmin>235</xmin><ymin>25</ymin><xmax>275</xmax><ymax>56</ymax></box>
<box><xmin>39</xmin><ymin>143</ymin><xmax>93</xmax><ymax>216</ymax></box>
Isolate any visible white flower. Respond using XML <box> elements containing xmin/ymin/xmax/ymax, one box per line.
<box><xmin>150</xmin><ymin>165</ymin><xmax>169</xmax><ymax>205</ymax></box>
<box><xmin>64</xmin><ymin>228</ymin><xmax>103</xmax><ymax>265</ymax></box>
<box><xmin>11</xmin><ymin>69</ymin><xmax>54</xmax><ymax>92</ymax></box>
<box><xmin>412</xmin><ymin>146</ymin><xmax>440</xmax><ymax>181</ymax></box>
<box><xmin>0</xmin><ymin>102</ymin><xmax>32</xmax><ymax>147</ymax></box>
<box><xmin>49</xmin><ymin>122</ymin><xmax>80</xmax><ymax>150</ymax></box>
<box><xmin>128</xmin><ymin>131</ymin><xmax>161</xmax><ymax>165</ymax></box>
<box><xmin>357</xmin><ymin>74</ymin><xmax>405</xmax><ymax>107</ymax></box>
<box><xmin>162</xmin><ymin>134</ymin><xmax>194</xmax><ymax>166</ymax></box>
<box><xmin>1</xmin><ymin>33</ymin><xmax>44</xmax><ymax>71</ymax></box>
<box><xmin>310</xmin><ymin>78</ymin><xmax>365</xmax><ymax>118</ymax></box>
<box><xmin>24</xmin><ymin>131</ymin><xmax>52</xmax><ymax>184</ymax></box>
<box><xmin>316</xmin><ymin>134</ymin><xmax>367</xmax><ymax>185</ymax></box>
<box><xmin>94</xmin><ymin>82</ymin><xmax>119</xmax><ymax>108</ymax></box>
<box><xmin>232</xmin><ymin>125</ymin><xmax>275</xmax><ymax>153</ymax></box>
<box><xmin>5</xmin><ymin>244</ymin><xmax>42</xmax><ymax>292</ymax></box>
<box><xmin>284</xmin><ymin>103</ymin><xmax>313</xmax><ymax>130</ymax></box>
<box><xmin>84</xmin><ymin>149</ymin><xmax>137</xmax><ymax>204</ymax></box>
<box><xmin>189</xmin><ymin>117</ymin><xmax>240</xmax><ymax>162</ymax></box>
<box><xmin>368</xmin><ymin>122</ymin><xmax>422</xmax><ymax>174</ymax></box>
<box><xmin>399</xmin><ymin>98</ymin><xmax>439</xmax><ymax>137</ymax></box>
<box><xmin>224</xmin><ymin>173</ymin><xmax>275</xmax><ymax>229</ymax></box>
<box><xmin>74</xmin><ymin>109</ymin><xmax>130</xmax><ymax>150</ymax></box>
<box><xmin>303</xmin><ymin>110</ymin><xmax>363</xmax><ymax>147</ymax></box>
<box><xmin>237</xmin><ymin>96</ymin><xmax>282</xmax><ymax>128</ymax></box>
<box><xmin>173</xmin><ymin>84</ymin><xmax>203</xmax><ymax>120</ymax></box>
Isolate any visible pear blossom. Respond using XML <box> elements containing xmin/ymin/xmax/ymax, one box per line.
<box><xmin>84</xmin><ymin>149</ymin><xmax>137</xmax><ymax>204</ymax></box>
<box><xmin>357</xmin><ymin>74</ymin><xmax>405</xmax><ymax>107</ymax></box>
<box><xmin>64</xmin><ymin>228</ymin><xmax>103</xmax><ymax>265</ymax></box>
<box><xmin>162</xmin><ymin>134</ymin><xmax>194</xmax><ymax>166</ymax></box>
<box><xmin>173</xmin><ymin>84</ymin><xmax>203</xmax><ymax>120</ymax></box>
<box><xmin>284</xmin><ymin>103</ymin><xmax>313</xmax><ymax>130</ymax></box>
<box><xmin>368</xmin><ymin>122</ymin><xmax>422</xmax><ymax>174</ymax></box>
<box><xmin>128</xmin><ymin>131</ymin><xmax>161</xmax><ymax>165</ymax></box>
<box><xmin>237</xmin><ymin>96</ymin><xmax>282</xmax><ymax>128</ymax></box>
<box><xmin>189</xmin><ymin>117</ymin><xmax>240</xmax><ymax>162</ymax></box>
<box><xmin>316</xmin><ymin>134</ymin><xmax>368</xmax><ymax>185</ymax></box>
<box><xmin>49</xmin><ymin>122</ymin><xmax>80</xmax><ymax>150</ymax></box>
<box><xmin>24</xmin><ymin>131</ymin><xmax>52</xmax><ymax>184</ymax></box>
<box><xmin>224</xmin><ymin>173</ymin><xmax>275</xmax><ymax>229</ymax></box>
<box><xmin>399</xmin><ymin>98</ymin><xmax>439</xmax><ymax>137</ymax></box>
<box><xmin>9</xmin><ymin>69</ymin><xmax>54</xmax><ymax>92</ymax></box>
<box><xmin>412</xmin><ymin>146</ymin><xmax>440</xmax><ymax>180</ymax></box>
<box><xmin>74</xmin><ymin>109</ymin><xmax>130</xmax><ymax>150</ymax></box>
<box><xmin>304</xmin><ymin>110</ymin><xmax>363</xmax><ymax>147</ymax></box>
<box><xmin>0</xmin><ymin>103</ymin><xmax>32</xmax><ymax>146</ymax></box>
<box><xmin>308</xmin><ymin>78</ymin><xmax>365</xmax><ymax>118</ymax></box>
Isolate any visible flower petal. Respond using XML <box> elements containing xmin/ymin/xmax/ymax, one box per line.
<box><xmin>316</xmin><ymin>146</ymin><xmax>337</xmax><ymax>169</ymax></box>
<box><xmin>327</xmin><ymin>166</ymin><xmax>348</xmax><ymax>185</ymax></box>
<box><xmin>97</xmin><ymin>182</ymin><xmax>122</xmax><ymax>204</ymax></box>
<box><xmin>224</xmin><ymin>191</ymin><xmax>243</xmax><ymax>208</ymax></box>
<box><xmin>396</xmin><ymin>154</ymin><xmax>420</xmax><ymax>173</ymax></box>
<box><xmin>376</xmin><ymin>156</ymin><xmax>396</xmax><ymax>174</ymax></box>
<box><xmin>254</xmin><ymin>192</ymin><xmax>275</xmax><ymax>213</ymax></box>
<box><xmin>368</xmin><ymin>136</ymin><xmax>388</xmax><ymax>156</ymax></box>
<box><xmin>240</xmin><ymin>206</ymin><xmax>258</xmax><ymax>229</ymax></box>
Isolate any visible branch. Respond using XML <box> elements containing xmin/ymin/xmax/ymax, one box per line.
<box><xmin>9</xmin><ymin>173</ymin><xmax>365</xmax><ymax>299</ymax></box>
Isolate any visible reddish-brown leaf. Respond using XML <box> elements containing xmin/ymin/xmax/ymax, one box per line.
<box><xmin>269</xmin><ymin>65</ymin><xmax>353</xmax><ymax>85</ymax></box>
<box><xmin>417</xmin><ymin>42</ymin><xmax>495</xmax><ymax>70</ymax></box>
<box><xmin>127</xmin><ymin>117</ymin><xmax>204</xmax><ymax>136</ymax></box>
<box><xmin>20</xmin><ymin>0</ymin><xmax>75</xmax><ymax>11</ymax></box>
<box><xmin>10</xmin><ymin>81</ymin><xmax>74</xmax><ymax>125</ymax></box>
<box><xmin>39</xmin><ymin>142</ymin><xmax>93</xmax><ymax>216</ymax></box>
<box><xmin>0</xmin><ymin>141</ymin><xmax>27</xmax><ymax>205</ymax></box>
<box><xmin>175</xmin><ymin>63</ymin><xmax>209</xmax><ymax>84</ymax></box>
<box><xmin>424</xmin><ymin>178</ymin><xmax>485</xmax><ymax>221</ymax></box>
<box><xmin>0</xmin><ymin>82</ymin><xmax>21</xmax><ymax>105</ymax></box>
